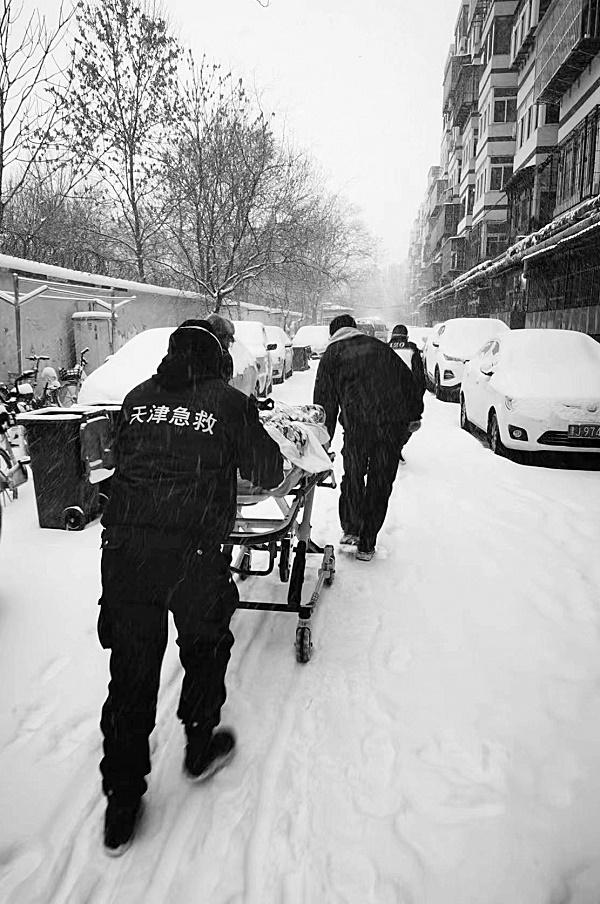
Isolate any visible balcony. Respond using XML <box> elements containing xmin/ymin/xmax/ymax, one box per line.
<box><xmin>443</xmin><ymin>53</ymin><xmax>471</xmax><ymax>113</ymax></box>
<box><xmin>427</xmin><ymin>178</ymin><xmax>448</xmax><ymax>218</ymax></box>
<box><xmin>534</xmin><ymin>0</ymin><xmax>600</xmax><ymax>104</ymax></box>
<box><xmin>441</xmin><ymin>236</ymin><xmax>467</xmax><ymax>279</ymax></box>
<box><xmin>428</xmin><ymin>202</ymin><xmax>462</xmax><ymax>257</ymax></box>
<box><xmin>450</xmin><ymin>64</ymin><xmax>484</xmax><ymax>129</ymax></box>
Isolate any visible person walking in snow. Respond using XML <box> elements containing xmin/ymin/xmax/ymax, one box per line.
<box><xmin>206</xmin><ymin>312</ymin><xmax>236</xmax><ymax>383</ymax></box>
<box><xmin>388</xmin><ymin>324</ymin><xmax>426</xmax><ymax>401</ymax></box>
<box><xmin>97</xmin><ymin>320</ymin><xmax>283</xmax><ymax>855</ymax></box>
<box><xmin>313</xmin><ymin>314</ymin><xmax>423</xmax><ymax>562</ymax></box>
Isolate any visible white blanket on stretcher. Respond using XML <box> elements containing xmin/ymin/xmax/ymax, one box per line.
<box><xmin>261</xmin><ymin>403</ymin><xmax>332</xmax><ymax>474</ymax></box>
<box><xmin>263</xmin><ymin>420</ymin><xmax>332</xmax><ymax>474</ymax></box>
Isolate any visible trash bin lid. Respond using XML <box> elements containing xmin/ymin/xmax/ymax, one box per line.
<box><xmin>16</xmin><ymin>408</ymin><xmax>82</xmax><ymax>423</ymax></box>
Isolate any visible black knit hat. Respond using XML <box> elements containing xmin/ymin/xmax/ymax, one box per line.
<box><xmin>154</xmin><ymin>319</ymin><xmax>223</xmax><ymax>389</ymax></box>
<box><xmin>392</xmin><ymin>323</ymin><xmax>408</xmax><ymax>337</ymax></box>
<box><xmin>329</xmin><ymin>314</ymin><xmax>357</xmax><ymax>336</ymax></box>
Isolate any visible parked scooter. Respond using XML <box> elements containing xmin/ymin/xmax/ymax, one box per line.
<box><xmin>0</xmin><ymin>354</ymin><xmax>62</xmax><ymax>413</ymax></box>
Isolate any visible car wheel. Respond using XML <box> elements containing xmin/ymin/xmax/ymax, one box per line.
<box><xmin>487</xmin><ymin>411</ymin><xmax>506</xmax><ymax>457</ymax></box>
<box><xmin>434</xmin><ymin>369</ymin><xmax>445</xmax><ymax>401</ymax></box>
<box><xmin>255</xmin><ymin>381</ymin><xmax>261</xmax><ymax>398</ymax></box>
<box><xmin>460</xmin><ymin>395</ymin><xmax>472</xmax><ymax>433</ymax></box>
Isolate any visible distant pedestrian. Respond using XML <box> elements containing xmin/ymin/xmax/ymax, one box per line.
<box><xmin>313</xmin><ymin>314</ymin><xmax>423</xmax><ymax>561</ymax></box>
<box><xmin>206</xmin><ymin>313</ymin><xmax>236</xmax><ymax>383</ymax></box>
<box><xmin>389</xmin><ymin>324</ymin><xmax>426</xmax><ymax>400</ymax></box>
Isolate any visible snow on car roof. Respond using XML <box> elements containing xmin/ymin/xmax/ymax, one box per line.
<box><xmin>78</xmin><ymin>326</ymin><xmax>255</xmax><ymax>405</ymax></box>
<box><xmin>231</xmin><ymin>320</ymin><xmax>266</xmax><ymax>347</ymax></box>
<box><xmin>494</xmin><ymin>329</ymin><xmax>600</xmax><ymax>397</ymax></box>
<box><xmin>292</xmin><ymin>325</ymin><xmax>329</xmax><ymax>348</ymax></box>
<box><xmin>439</xmin><ymin>318</ymin><xmax>509</xmax><ymax>358</ymax></box>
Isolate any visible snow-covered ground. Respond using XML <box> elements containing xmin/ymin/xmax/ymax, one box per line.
<box><xmin>2</xmin><ymin>362</ymin><xmax>600</xmax><ymax>904</ymax></box>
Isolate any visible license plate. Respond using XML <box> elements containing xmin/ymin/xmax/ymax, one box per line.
<box><xmin>568</xmin><ymin>424</ymin><xmax>600</xmax><ymax>438</ymax></box>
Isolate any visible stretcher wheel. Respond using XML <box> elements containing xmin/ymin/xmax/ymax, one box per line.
<box><xmin>295</xmin><ymin>625</ymin><xmax>312</xmax><ymax>663</ymax></box>
<box><xmin>239</xmin><ymin>549</ymin><xmax>251</xmax><ymax>581</ymax></box>
<box><xmin>279</xmin><ymin>539</ymin><xmax>291</xmax><ymax>582</ymax></box>
<box><xmin>64</xmin><ymin>506</ymin><xmax>86</xmax><ymax>531</ymax></box>
<box><xmin>323</xmin><ymin>544</ymin><xmax>335</xmax><ymax>585</ymax></box>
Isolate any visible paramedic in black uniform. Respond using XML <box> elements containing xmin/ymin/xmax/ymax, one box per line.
<box><xmin>97</xmin><ymin>320</ymin><xmax>283</xmax><ymax>854</ymax></box>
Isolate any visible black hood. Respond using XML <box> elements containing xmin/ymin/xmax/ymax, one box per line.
<box><xmin>154</xmin><ymin>320</ymin><xmax>224</xmax><ymax>390</ymax></box>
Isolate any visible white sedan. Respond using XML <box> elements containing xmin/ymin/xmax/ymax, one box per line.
<box><xmin>424</xmin><ymin>317</ymin><xmax>510</xmax><ymax>400</ymax></box>
<box><xmin>265</xmin><ymin>325</ymin><xmax>293</xmax><ymax>382</ymax></box>
<box><xmin>78</xmin><ymin>327</ymin><xmax>258</xmax><ymax>405</ymax></box>
<box><xmin>460</xmin><ymin>328</ymin><xmax>600</xmax><ymax>457</ymax></box>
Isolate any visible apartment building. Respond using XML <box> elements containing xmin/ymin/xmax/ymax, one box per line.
<box><xmin>414</xmin><ymin>0</ymin><xmax>600</xmax><ymax>340</ymax></box>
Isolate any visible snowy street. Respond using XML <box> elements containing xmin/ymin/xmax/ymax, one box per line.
<box><xmin>2</xmin><ymin>362</ymin><xmax>600</xmax><ymax>903</ymax></box>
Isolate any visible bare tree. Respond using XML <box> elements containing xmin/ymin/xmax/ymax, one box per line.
<box><xmin>0</xmin><ymin>0</ymin><xmax>73</xmax><ymax>231</ymax></box>
<box><xmin>162</xmin><ymin>55</ymin><xmax>324</xmax><ymax>311</ymax></box>
<box><xmin>62</xmin><ymin>0</ymin><xmax>180</xmax><ymax>281</ymax></box>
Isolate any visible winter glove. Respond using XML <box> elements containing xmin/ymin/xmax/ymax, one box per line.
<box><xmin>408</xmin><ymin>419</ymin><xmax>422</xmax><ymax>433</ymax></box>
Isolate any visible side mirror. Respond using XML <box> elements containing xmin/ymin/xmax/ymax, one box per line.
<box><xmin>432</xmin><ymin>341</ymin><xmax>439</xmax><ymax>348</ymax></box>
<box><xmin>266</xmin><ymin>343</ymin><xmax>277</xmax><ymax>351</ymax></box>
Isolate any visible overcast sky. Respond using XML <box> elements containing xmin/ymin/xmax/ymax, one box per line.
<box><xmin>40</xmin><ymin>0</ymin><xmax>459</xmax><ymax>264</ymax></box>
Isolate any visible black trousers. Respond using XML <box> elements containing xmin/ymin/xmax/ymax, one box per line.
<box><xmin>97</xmin><ymin>527</ymin><xmax>238</xmax><ymax>801</ymax></box>
<box><xmin>339</xmin><ymin>427</ymin><xmax>407</xmax><ymax>551</ymax></box>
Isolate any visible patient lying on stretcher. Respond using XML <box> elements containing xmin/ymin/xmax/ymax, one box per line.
<box><xmin>236</xmin><ymin>402</ymin><xmax>333</xmax><ymax>497</ymax></box>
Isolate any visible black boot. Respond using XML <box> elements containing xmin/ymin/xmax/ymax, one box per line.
<box><xmin>104</xmin><ymin>795</ymin><xmax>143</xmax><ymax>856</ymax></box>
<box><xmin>184</xmin><ymin>728</ymin><xmax>236</xmax><ymax>783</ymax></box>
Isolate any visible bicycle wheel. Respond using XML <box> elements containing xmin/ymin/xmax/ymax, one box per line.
<box><xmin>57</xmin><ymin>383</ymin><xmax>79</xmax><ymax>407</ymax></box>
<box><xmin>0</xmin><ymin>447</ymin><xmax>16</xmax><ymax>502</ymax></box>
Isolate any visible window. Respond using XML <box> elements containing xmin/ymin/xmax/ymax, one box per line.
<box><xmin>545</xmin><ymin>102</ymin><xmax>560</xmax><ymax>124</ymax></box>
<box><xmin>527</xmin><ymin>106</ymin><xmax>533</xmax><ymax>139</ymax></box>
<box><xmin>494</xmin><ymin>98</ymin><xmax>517</xmax><ymax>123</ymax></box>
<box><xmin>490</xmin><ymin>164</ymin><xmax>513</xmax><ymax>190</ymax></box>
<box><xmin>494</xmin><ymin>17</ymin><xmax>513</xmax><ymax>54</ymax></box>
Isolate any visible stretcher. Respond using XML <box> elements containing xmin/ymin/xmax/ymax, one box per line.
<box><xmin>226</xmin><ymin>405</ymin><xmax>336</xmax><ymax>663</ymax></box>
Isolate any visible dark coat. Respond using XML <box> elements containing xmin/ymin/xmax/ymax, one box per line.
<box><xmin>313</xmin><ymin>330</ymin><xmax>424</xmax><ymax>441</ymax></box>
<box><xmin>388</xmin><ymin>338</ymin><xmax>426</xmax><ymax>399</ymax></box>
<box><xmin>103</xmin><ymin>328</ymin><xmax>283</xmax><ymax>542</ymax></box>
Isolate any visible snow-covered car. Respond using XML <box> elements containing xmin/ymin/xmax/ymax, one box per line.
<box><xmin>460</xmin><ymin>328</ymin><xmax>600</xmax><ymax>457</ymax></box>
<box><xmin>231</xmin><ymin>320</ymin><xmax>274</xmax><ymax>397</ymax></box>
<box><xmin>265</xmin><ymin>325</ymin><xmax>293</xmax><ymax>383</ymax></box>
<box><xmin>292</xmin><ymin>325</ymin><xmax>330</xmax><ymax>358</ymax></box>
<box><xmin>425</xmin><ymin>317</ymin><xmax>510</xmax><ymax>401</ymax></box>
<box><xmin>77</xmin><ymin>326</ymin><xmax>258</xmax><ymax>405</ymax></box>
<box><xmin>407</xmin><ymin>326</ymin><xmax>433</xmax><ymax>352</ymax></box>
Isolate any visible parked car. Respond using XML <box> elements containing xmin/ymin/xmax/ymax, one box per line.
<box><xmin>424</xmin><ymin>317</ymin><xmax>510</xmax><ymax>401</ymax></box>
<box><xmin>231</xmin><ymin>320</ymin><xmax>275</xmax><ymax>396</ymax></box>
<box><xmin>78</xmin><ymin>326</ymin><xmax>259</xmax><ymax>405</ymax></box>
<box><xmin>292</xmin><ymin>325</ymin><xmax>330</xmax><ymax>358</ymax></box>
<box><xmin>356</xmin><ymin>317</ymin><xmax>388</xmax><ymax>342</ymax></box>
<box><xmin>407</xmin><ymin>326</ymin><xmax>433</xmax><ymax>352</ymax></box>
<box><xmin>460</xmin><ymin>328</ymin><xmax>600</xmax><ymax>458</ymax></box>
<box><xmin>265</xmin><ymin>325</ymin><xmax>293</xmax><ymax>383</ymax></box>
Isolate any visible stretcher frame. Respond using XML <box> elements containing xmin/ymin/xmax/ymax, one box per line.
<box><xmin>226</xmin><ymin>462</ymin><xmax>336</xmax><ymax>663</ymax></box>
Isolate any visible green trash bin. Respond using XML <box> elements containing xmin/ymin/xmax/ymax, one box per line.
<box><xmin>16</xmin><ymin>406</ymin><xmax>116</xmax><ymax>530</ymax></box>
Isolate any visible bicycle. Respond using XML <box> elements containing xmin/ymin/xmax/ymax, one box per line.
<box><xmin>58</xmin><ymin>347</ymin><xmax>89</xmax><ymax>407</ymax></box>
<box><xmin>1</xmin><ymin>354</ymin><xmax>62</xmax><ymax>412</ymax></box>
<box><xmin>0</xmin><ymin>403</ymin><xmax>28</xmax><ymax>503</ymax></box>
